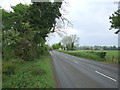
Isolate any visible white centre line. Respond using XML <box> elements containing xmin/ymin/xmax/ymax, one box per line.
<box><xmin>74</xmin><ymin>61</ymin><xmax>79</xmax><ymax>64</ymax></box>
<box><xmin>95</xmin><ymin>71</ymin><xmax>117</xmax><ymax>82</ymax></box>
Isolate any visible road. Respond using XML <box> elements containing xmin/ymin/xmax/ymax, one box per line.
<box><xmin>50</xmin><ymin>51</ymin><xmax>118</xmax><ymax>88</ymax></box>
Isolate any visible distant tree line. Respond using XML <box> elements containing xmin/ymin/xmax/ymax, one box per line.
<box><xmin>52</xmin><ymin>43</ymin><xmax>118</xmax><ymax>51</ymax></box>
<box><xmin>77</xmin><ymin>46</ymin><xmax>118</xmax><ymax>50</ymax></box>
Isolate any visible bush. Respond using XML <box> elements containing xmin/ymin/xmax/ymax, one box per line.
<box><xmin>27</xmin><ymin>67</ymin><xmax>46</xmax><ymax>75</ymax></box>
<box><xmin>2</xmin><ymin>54</ymin><xmax>55</xmax><ymax>88</ymax></box>
<box><xmin>95</xmin><ymin>52</ymin><xmax>106</xmax><ymax>58</ymax></box>
<box><xmin>87</xmin><ymin>51</ymin><xmax>106</xmax><ymax>58</ymax></box>
<box><xmin>2</xmin><ymin>46</ymin><xmax>16</xmax><ymax>61</ymax></box>
<box><xmin>11</xmin><ymin>58</ymin><xmax>24</xmax><ymax>64</ymax></box>
<box><xmin>3</xmin><ymin>62</ymin><xmax>17</xmax><ymax>75</ymax></box>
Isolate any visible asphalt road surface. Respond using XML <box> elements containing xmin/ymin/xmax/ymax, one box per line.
<box><xmin>50</xmin><ymin>51</ymin><xmax>118</xmax><ymax>88</ymax></box>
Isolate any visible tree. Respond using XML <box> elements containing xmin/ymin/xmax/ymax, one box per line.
<box><xmin>52</xmin><ymin>43</ymin><xmax>60</xmax><ymax>50</ymax></box>
<box><xmin>2</xmin><ymin>2</ymin><xmax>64</xmax><ymax>61</ymax></box>
<box><xmin>109</xmin><ymin>9</ymin><xmax>120</xmax><ymax>34</ymax></box>
<box><xmin>61</xmin><ymin>35</ymin><xmax>79</xmax><ymax>50</ymax></box>
<box><xmin>52</xmin><ymin>42</ymin><xmax>63</xmax><ymax>50</ymax></box>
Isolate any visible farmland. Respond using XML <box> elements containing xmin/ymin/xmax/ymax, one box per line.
<box><xmin>105</xmin><ymin>50</ymin><xmax>118</xmax><ymax>63</ymax></box>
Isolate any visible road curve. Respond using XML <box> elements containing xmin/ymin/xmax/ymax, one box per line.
<box><xmin>50</xmin><ymin>51</ymin><xmax>118</xmax><ymax>88</ymax></box>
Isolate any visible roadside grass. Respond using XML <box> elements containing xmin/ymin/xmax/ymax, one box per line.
<box><xmin>0</xmin><ymin>63</ymin><xmax>1</xmax><ymax>89</ymax></box>
<box><xmin>59</xmin><ymin>50</ymin><xmax>105</xmax><ymax>61</ymax></box>
<box><xmin>105</xmin><ymin>50</ymin><xmax>118</xmax><ymax>63</ymax></box>
<box><xmin>2</xmin><ymin>54</ymin><xmax>56</xmax><ymax>88</ymax></box>
<box><xmin>58</xmin><ymin>50</ymin><xmax>119</xmax><ymax>64</ymax></box>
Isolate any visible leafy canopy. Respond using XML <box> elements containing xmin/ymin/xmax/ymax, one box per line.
<box><xmin>2</xmin><ymin>2</ymin><xmax>63</xmax><ymax>61</ymax></box>
<box><xmin>109</xmin><ymin>9</ymin><xmax>120</xmax><ymax>33</ymax></box>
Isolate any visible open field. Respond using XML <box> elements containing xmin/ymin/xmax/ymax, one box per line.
<box><xmin>2</xmin><ymin>54</ymin><xmax>56</xmax><ymax>88</ymax></box>
<box><xmin>58</xmin><ymin>50</ymin><xmax>119</xmax><ymax>64</ymax></box>
<box><xmin>105</xmin><ymin>50</ymin><xmax>118</xmax><ymax>63</ymax></box>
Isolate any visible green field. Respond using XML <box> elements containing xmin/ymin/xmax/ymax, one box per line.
<box><xmin>104</xmin><ymin>50</ymin><xmax>118</xmax><ymax>63</ymax></box>
<box><xmin>2</xmin><ymin>54</ymin><xmax>56</xmax><ymax>88</ymax></box>
<box><xmin>58</xmin><ymin>50</ymin><xmax>119</xmax><ymax>64</ymax></box>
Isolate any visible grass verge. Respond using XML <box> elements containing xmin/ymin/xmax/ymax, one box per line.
<box><xmin>2</xmin><ymin>53</ymin><xmax>56</xmax><ymax>88</ymax></box>
<box><xmin>58</xmin><ymin>50</ymin><xmax>105</xmax><ymax>61</ymax></box>
<box><xmin>58</xmin><ymin>50</ymin><xmax>119</xmax><ymax>64</ymax></box>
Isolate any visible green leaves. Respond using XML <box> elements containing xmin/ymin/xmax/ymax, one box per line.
<box><xmin>2</xmin><ymin>2</ymin><xmax>63</xmax><ymax>61</ymax></box>
<box><xmin>52</xmin><ymin>42</ymin><xmax>63</xmax><ymax>50</ymax></box>
<box><xmin>109</xmin><ymin>9</ymin><xmax>120</xmax><ymax>30</ymax></box>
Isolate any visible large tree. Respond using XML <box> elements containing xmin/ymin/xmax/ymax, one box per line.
<box><xmin>61</xmin><ymin>35</ymin><xmax>79</xmax><ymax>50</ymax></box>
<box><xmin>2</xmin><ymin>2</ymin><xmax>64</xmax><ymax>61</ymax></box>
<box><xmin>52</xmin><ymin>42</ymin><xmax>62</xmax><ymax>50</ymax></box>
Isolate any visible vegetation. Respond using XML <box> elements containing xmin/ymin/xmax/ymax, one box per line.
<box><xmin>109</xmin><ymin>9</ymin><xmax>120</xmax><ymax>29</ymax></box>
<box><xmin>109</xmin><ymin>8</ymin><xmax>120</xmax><ymax>34</ymax></box>
<box><xmin>3</xmin><ymin>54</ymin><xmax>56</xmax><ymax>88</ymax></box>
<box><xmin>52</xmin><ymin>35</ymin><xmax>79</xmax><ymax>50</ymax></box>
<box><xmin>1</xmin><ymin>1</ymin><xmax>119</xmax><ymax>88</ymax></box>
<box><xmin>1</xmin><ymin>1</ymin><xmax>64</xmax><ymax>88</ymax></box>
<box><xmin>58</xmin><ymin>50</ymin><xmax>119</xmax><ymax>64</ymax></box>
<box><xmin>61</xmin><ymin>35</ymin><xmax>79</xmax><ymax>50</ymax></box>
<box><xmin>2</xmin><ymin>2</ymin><xmax>63</xmax><ymax>61</ymax></box>
<box><xmin>78</xmin><ymin>46</ymin><xmax>118</xmax><ymax>50</ymax></box>
<box><xmin>59</xmin><ymin>50</ymin><xmax>106</xmax><ymax>61</ymax></box>
<box><xmin>52</xmin><ymin>42</ymin><xmax>63</xmax><ymax>50</ymax></box>
<box><xmin>105</xmin><ymin>50</ymin><xmax>118</xmax><ymax>63</ymax></box>
<box><xmin>52</xmin><ymin>42</ymin><xmax>118</xmax><ymax>51</ymax></box>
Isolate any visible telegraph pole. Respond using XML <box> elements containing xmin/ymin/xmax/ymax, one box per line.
<box><xmin>115</xmin><ymin>1</ymin><xmax>120</xmax><ymax>54</ymax></box>
<box><xmin>114</xmin><ymin>1</ymin><xmax>120</xmax><ymax>9</ymax></box>
<box><xmin>118</xmin><ymin>1</ymin><xmax>120</xmax><ymax>9</ymax></box>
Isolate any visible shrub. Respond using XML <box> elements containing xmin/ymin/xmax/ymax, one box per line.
<box><xmin>11</xmin><ymin>58</ymin><xmax>24</xmax><ymax>64</ymax></box>
<box><xmin>95</xmin><ymin>52</ymin><xmax>106</xmax><ymax>58</ymax></box>
<box><xmin>2</xmin><ymin>46</ymin><xmax>16</xmax><ymax>61</ymax></box>
<box><xmin>87</xmin><ymin>51</ymin><xmax>106</xmax><ymax>58</ymax></box>
<box><xmin>26</xmin><ymin>66</ymin><xmax>46</xmax><ymax>75</ymax></box>
<box><xmin>3</xmin><ymin>62</ymin><xmax>17</xmax><ymax>75</ymax></box>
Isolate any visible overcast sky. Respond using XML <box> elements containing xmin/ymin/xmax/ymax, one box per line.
<box><xmin>0</xmin><ymin>0</ymin><xmax>119</xmax><ymax>46</ymax></box>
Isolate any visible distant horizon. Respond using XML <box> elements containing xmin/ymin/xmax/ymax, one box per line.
<box><xmin>49</xmin><ymin>43</ymin><xmax>119</xmax><ymax>47</ymax></box>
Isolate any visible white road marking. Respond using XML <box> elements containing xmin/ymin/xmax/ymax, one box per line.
<box><xmin>95</xmin><ymin>71</ymin><xmax>117</xmax><ymax>82</ymax></box>
<box><xmin>74</xmin><ymin>61</ymin><xmax>79</xmax><ymax>64</ymax></box>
